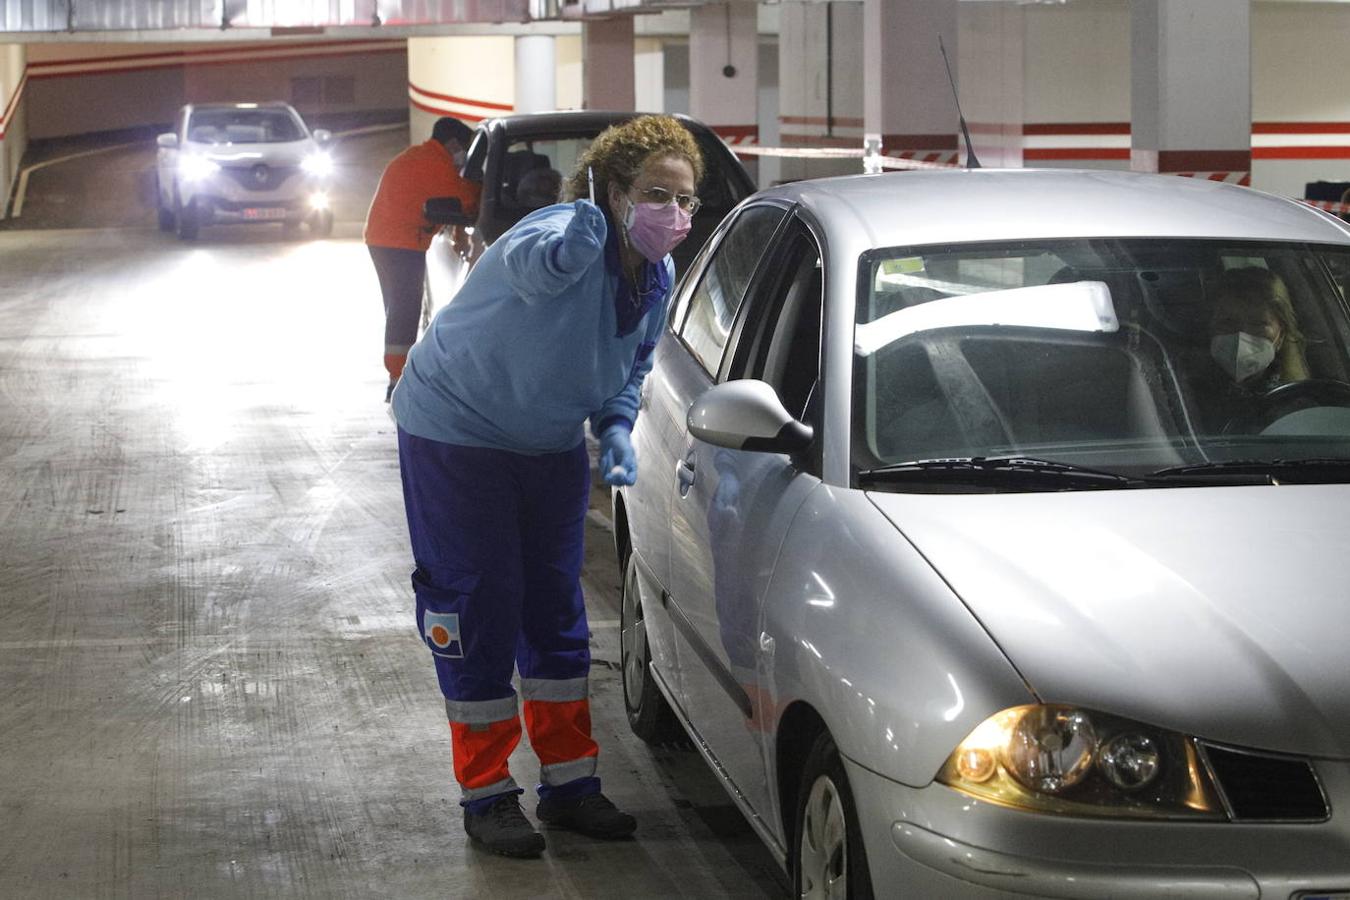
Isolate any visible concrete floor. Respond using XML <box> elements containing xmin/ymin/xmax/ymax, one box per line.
<box><xmin>0</xmin><ymin>129</ymin><xmax>783</xmax><ymax>898</ymax></box>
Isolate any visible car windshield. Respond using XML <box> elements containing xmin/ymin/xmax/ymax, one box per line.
<box><xmin>852</xmin><ymin>238</ymin><xmax>1350</xmax><ymax>487</ymax></box>
<box><xmin>187</xmin><ymin>109</ymin><xmax>305</xmax><ymax>144</ymax></box>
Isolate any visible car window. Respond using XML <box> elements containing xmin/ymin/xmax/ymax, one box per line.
<box><xmin>499</xmin><ymin>138</ymin><xmax>583</xmax><ymax>212</ymax></box>
<box><xmin>187</xmin><ymin>108</ymin><xmax>304</xmax><ymax>144</ymax></box>
<box><xmin>678</xmin><ymin>206</ymin><xmax>787</xmax><ymax>376</ymax></box>
<box><xmin>730</xmin><ymin>220</ymin><xmax>824</xmax><ymax>422</ymax></box>
<box><xmin>852</xmin><ymin>239</ymin><xmax>1350</xmax><ymax>481</ymax></box>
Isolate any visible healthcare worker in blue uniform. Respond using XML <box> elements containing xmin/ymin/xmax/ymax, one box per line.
<box><xmin>392</xmin><ymin>115</ymin><xmax>704</xmax><ymax>858</ymax></box>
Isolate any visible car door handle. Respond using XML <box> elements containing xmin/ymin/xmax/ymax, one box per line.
<box><xmin>677</xmin><ymin>458</ymin><xmax>696</xmax><ymax>495</ymax></box>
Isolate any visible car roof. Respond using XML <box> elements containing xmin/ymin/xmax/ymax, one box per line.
<box><xmin>186</xmin><ymin>102</ymin><xmax>298</xmax><ymax>113</ymax></box>
<box><xmin>760</xmin><ymin>168</ymin><xmax>1350</xmax><ymax>249</ymax></box>
<box><xmin>483</xmin><ymin>110</ymin><xmax>717</xmax><ymax>140</ymax></box>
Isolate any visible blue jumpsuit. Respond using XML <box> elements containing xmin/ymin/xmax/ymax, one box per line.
<box><xmin>392</xmin><ymin>201</ymin><xmax>671</xmax><ymax>810</ymax></box>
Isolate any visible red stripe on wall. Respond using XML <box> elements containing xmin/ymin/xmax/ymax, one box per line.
<box><xmin>1254</xmin><ymin>122</ymin><xmax>1350</xmax><ymax>135</ymax></box>
<box><xmin>713</xmin><ymin>124</ymin><xmax>759</xmax><ymax>140</ymax></box>
<box><xmin>1024</xmin><ymin>122</ymin><xmax>1130</xmax><ymax>136</ymax></box>
<box><xmin>29</xmin><ymin>43</ymin><xmax>405</xmax><ymax>80</ymax></box>
<box><xmin>779</xmin><ymin>115</ymin><xmax>865</xmax><ymax>129</ymax></box>
<box><xmin>1253</xmin><ymin>146</ymin><xmax>1350</xmax><ymax>160</ymax></box>
<box><xmin>1157</xmin><ymin>149</ymin><xmax>1250</xmax><ymax>171</ymax></box>
<box><xmin>0</xmin><ymin>71</ymin><xmax>27</xmax><ymax>140</ymax></box>
<box><xmin>409</xmin><ymin>97</ymin><xmax>495</xmax><ymax>123</ymax></box>
<box><xmin>1025</xmin><ymin>148</ymin><xmax>1131</xmax><ymax>161</ymax></box>
<box><xmin>26</xmin><ymin>39</ymin><xmax>404</xmax><ymax>72</ymax></box>
<box><xmin>883</xmin><ymin>133</ymin><xmax>959</xmax><ymax>150</ymax></box>
<box><xmin>407</xmin><ymin>83</ymin><xmax>513</xmax><ymax>113</ymax></box>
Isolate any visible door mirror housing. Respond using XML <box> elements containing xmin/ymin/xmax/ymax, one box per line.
<box><xmin>423</xmin><ymin>197</ymin><xmax>473</xmax><ymax>227</ymax></box>
<box><xmin>688</xmin><ymin>379</ymin><xmax>814</xmax><ymax>453</ymax></box>
<box><xmin>157</xmin><ymin>133</ymin><xmax>179</xmax><ymax>149</ymax></box>
<box><xmin>311</xmin><ymin>129</ymin><xmax>332</xmax><ymax>144</ymax></box>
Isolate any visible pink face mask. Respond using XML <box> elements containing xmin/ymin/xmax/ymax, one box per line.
<box><xmin>623</xmin><ymin>199</ymin><xmax>692</xmax><ymax>263</ymax></box>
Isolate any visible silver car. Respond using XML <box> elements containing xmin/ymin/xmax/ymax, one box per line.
<box><xmin>614</xmin><ymin>169</ymin><xmax>1350</xmax><ymax>898</ymax></box>
<box><xmin>155</xmin><ymin>101</ymin><xmax>335</xmax><ymax>240</ymax></box>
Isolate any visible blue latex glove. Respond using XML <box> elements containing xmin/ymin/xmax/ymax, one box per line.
<box><xmin>599</xmin><ymin>424</ymin><xmax>637</xmax><ymax>487</ymax></box>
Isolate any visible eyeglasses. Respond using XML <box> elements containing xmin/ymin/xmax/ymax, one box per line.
<box><xmin>634</xmin><ymin>185</ymin><xmax>702</xmax><ymax>215</ymax></box>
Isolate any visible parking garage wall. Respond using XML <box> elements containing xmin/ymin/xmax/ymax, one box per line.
<box><xmin>22</xmin><ymin>40</ymin><xmax>408</xmax><ymax>141</ymax></box>
<box><xmin>1022</xmin><ymin>0</ymin><xmax>1350</xmax><ymax>198</ymax></box>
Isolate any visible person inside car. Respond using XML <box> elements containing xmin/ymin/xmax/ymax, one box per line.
<box><xmin>1207</xmin><ymin>267</ymin><xmax>1309</xmax><ymax>390</ymax></box>
<box><xmin>390</xmin><ymin>115</ymin><xmax>703</xmax><ymax>859</ymax></box>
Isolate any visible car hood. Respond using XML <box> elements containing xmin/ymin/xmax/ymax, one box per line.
<box><xmin>868</xmin><ymin>484</ymin><xmax>1350</xmax><ymax>758</ymax></box>
<box><xmin>187</xmin><ymin>139</ymin><xmax>313</xmax><ymax>166</ymax></box>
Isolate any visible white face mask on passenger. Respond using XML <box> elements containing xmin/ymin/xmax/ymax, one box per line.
<box><xmin>1210</xmin><ymin>331</ymin><xmax>1276</xmax><ymax>383</ymax></box>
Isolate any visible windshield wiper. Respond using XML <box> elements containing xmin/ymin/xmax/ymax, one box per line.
<box><xmin>857</xmin><ymin>456</ymin><xmax>1143</xmax><ymax>491</ymax></box>
<box><xmin>1151</xmin><ymin>458</ymin><xmax>1350</xmax><ymax>484</ymax></box>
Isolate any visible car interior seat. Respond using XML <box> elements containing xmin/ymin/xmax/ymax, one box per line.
<box><xmin>502</xmin><ymin>150</ymin><xmax>553</xmax><ymax>208</ymax></box>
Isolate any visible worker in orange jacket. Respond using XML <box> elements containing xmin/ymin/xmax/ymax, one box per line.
<box><xmin>365</xmin><ymin>117</ymin><xmax>481</xmax><ymax>401</ymax></box>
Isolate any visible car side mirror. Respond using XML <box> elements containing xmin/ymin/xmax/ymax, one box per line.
<box><xmin>157</xmin><ymin>133</ymin><xmax>179</xmax><ymax>149</ymax></box>
<box><xmin>312</xmin><ymin>129</ymin><xmax>332</xmax><ymax>144</ymax></box>
<box><xmin>423</xmin><ymin>197</ymin><xmax>473</xmax><ymax>227</ymax></box>
<box><xmin>688</xmin><ymin>379</ymin><xmax>813</xmax><ymax>453</ymax></box>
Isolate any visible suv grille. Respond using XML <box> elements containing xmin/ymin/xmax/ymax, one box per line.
<box><xmin>221</xmin><ymin>163</ymin><xmax>300</xmax><ymax>192</ymax></box>
<box><xmin>1201</xmin><ymin>744</ymin><xmax>1328</xmax><ymax>821</ymax></box>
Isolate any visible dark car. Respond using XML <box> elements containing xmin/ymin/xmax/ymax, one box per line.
<box><xmin>459</xmin><ymin>110</ymin><xmax>756</xmax><ymax>276</ymax></box>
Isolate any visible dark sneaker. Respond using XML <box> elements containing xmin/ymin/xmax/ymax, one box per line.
<box><xmin>536</xmin><ymin>792</ymin><xmax>636</xmax><ymax>839</ymax></box>
<box><xmin>464</xmin><ymin>795</ymin><xmax>546</xmax><ymax>858</ymax></box>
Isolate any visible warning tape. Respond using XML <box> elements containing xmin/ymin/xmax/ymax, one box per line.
<box><xmin>1302</xmin><ymin>199</ymin><xmax>1350</xmax><ymax>216</ymax></box>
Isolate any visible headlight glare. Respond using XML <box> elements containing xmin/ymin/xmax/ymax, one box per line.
<box><xmin>302</xmin><ymin>152</ymin><xmax>334</xmax><ymax>178</ymax></box>
<box><xmin>179</xmin><ymin>155</ymin><xmax>220</xmax><ymax>182</ymax></box>
<box><xmin>937</xmin><ymin>704</ymin><xmax>1224</xmax><ymax>820</ymax></box>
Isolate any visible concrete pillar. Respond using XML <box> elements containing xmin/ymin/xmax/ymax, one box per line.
<box><xmin>515</xmin><ymin>35</ymin><xmax>556</xmax><ymax>114</ymax></box>
<box><xmin>1131</xmin><ymin>0</ymin><xmax>1251</xmax><ymax>185</ymax></box>
<box><xmin>1</xmin><ymin>44</ymin><xmax>26</xmax><ymax>218</ymax></box>
<box><xmin>778</xmin><ymin>1</ymin><xmax>864</xmax><ymax>182</ymax></box>
<box><xmin>690</xmin><ymin>3</ymin><xmax>759</xmax><ymax>147</ymax></box>
<box><xmin>408</xmin><ymin>36</ymin><xmax>515</xmax><ymax>139</ymax></box>
<box><xmin>863</xmin><ymin>0</ymin><xmax>960</xmax><ymax>168</ymax></box>
<box><xmin>583</xmin><ymin>17</ymin><xmax>635</xmax><ymax>111</ymax></box>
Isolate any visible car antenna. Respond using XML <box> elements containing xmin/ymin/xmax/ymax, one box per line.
<box><xmin>938</xmin><ymin>35</ymin><xmax>981</xmax><ymax>169</ymax></box>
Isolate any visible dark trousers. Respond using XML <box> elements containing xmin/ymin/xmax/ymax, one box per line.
<box><xmin>397</xmin><ymin>427</ymin><xmax>600</xmax><ymax>810</ymax></box>
<box><xmin>368</xmin><ymin>245</ymin><xmax>426</xmax><ymax>381</ymax></box>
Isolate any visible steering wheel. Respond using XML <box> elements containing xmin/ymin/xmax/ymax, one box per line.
<box><xmin>1223</xmin><ymin>378</ymin><xmax>1350</xmax><ymax>434</ymax></box>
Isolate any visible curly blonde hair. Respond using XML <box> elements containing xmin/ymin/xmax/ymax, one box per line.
<box><xmin>564</xmin><ymin>115</ymin><xmax>705</xmax><ymax>205</ymax></box>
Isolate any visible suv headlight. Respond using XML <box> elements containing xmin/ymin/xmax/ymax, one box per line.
<box><xmin>301</xmin><ymin>152</ymin><xmax>333</xmax><ymax>178</ymax></box>
<box><xmin>179</xmin><ymin>155</ymin><xmax>220</xmax><ymax>182</ymax></box>
<box><xmin>937</xmin><ymin>705</ymin><xmax>1224</xmax><ymax>819</ymax></box>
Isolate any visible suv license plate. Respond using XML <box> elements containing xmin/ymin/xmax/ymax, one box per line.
<box><xmin>243</xmin><ymin>207</ymin><xmax>287</xmax><ymax>220</ymax></box>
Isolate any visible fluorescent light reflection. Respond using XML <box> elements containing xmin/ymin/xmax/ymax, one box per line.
<box><xmin>124</xmin><ymin>239</ymin><xmax>381</xmax><ymax>452</ymax></box>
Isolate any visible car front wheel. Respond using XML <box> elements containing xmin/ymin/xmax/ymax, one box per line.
<box><xmin>794</xmin><ymin>732</ymin><xmax>874</xmax><ymax>900</ymax></box>
<box><xmin>175</xmin><ymin>197</ymin><xmax>198</xmax><ymax>241</ymax></box>
<box><xmin>619</xmin><ymin>548</ymin><xmax>682</xmax><ymax>745</ymax></box>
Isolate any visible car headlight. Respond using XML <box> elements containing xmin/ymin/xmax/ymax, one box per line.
<box><xmin>179</xmin><ymin>155</ymin><xmax>220</xmax><ymax>182</ymax></box>
<box><xmin>937</xmin><ymin>704</ymin><xmax>1224</xmax><ymax>819</ymax></box>
<box><xmin>301</xmin><ymin>152</ymin><xmax>334</xmax><ymax>178</ymax></box>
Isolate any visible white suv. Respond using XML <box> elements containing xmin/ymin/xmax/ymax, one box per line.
<box><xmin>155</xmin><ymin>102</ymin><xmax>335</xmax><ymax>240</ymax></box>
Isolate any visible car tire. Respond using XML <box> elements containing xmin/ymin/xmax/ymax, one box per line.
<box><xmin>793</xmin><ymin>732</ymin><xmax>875</xmax><ymax>900</ymax></box>
<box><xmin>619</xmin><ymin>548</ymin><xmax>684</xmax><ymax>746</ymax></box>
<box><xmin>175</xmin><ymin>198</ymin><xmax>198</xmax><ymax>241</ymax></box>
<box><xmin>156</xmin><ymin>179</ymin><xmax>175</xmax><ymax>231</ymax></box>
<box><xmin>310</xmin><ymin>210</ymin><xmax>334</xmax><ymax>238</ymax></box>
